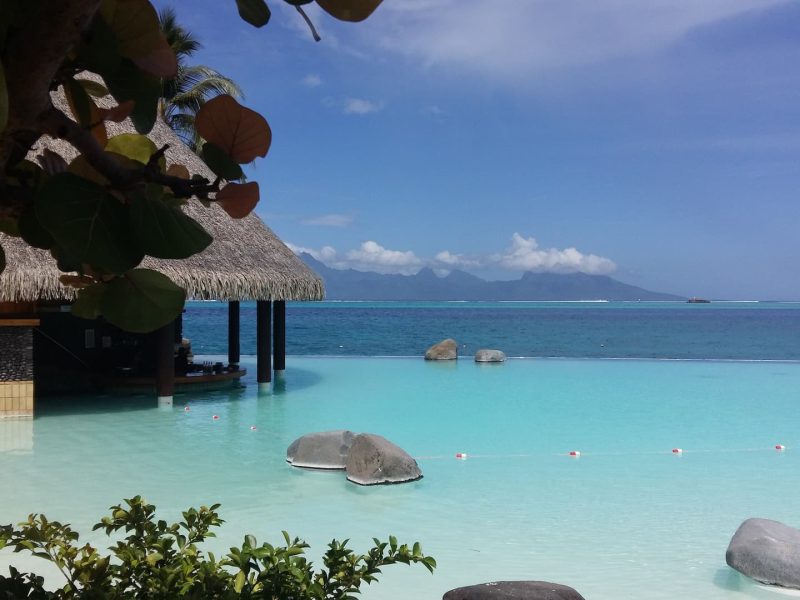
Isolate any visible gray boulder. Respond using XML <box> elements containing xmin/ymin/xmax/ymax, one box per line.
<box><xmin>287</xmin><ymin>430</ymin><xmax>356</xmax><ymax>470</ymax></box>
<box><xmin>443</xmin><ymin>581</ymin><xmax>585</xmax><ymax>600</ymax></box>
<box><xmin>475</xmin><ymin>349</ymin><xmax>506</xmax><ymax>363</ymax></box>
<box><xmin>425</xmin><ymin>338</ymin><xmax>458</xmax><ymax>360</ymax></box>
<box><xmin>726</xmin><ymin>518</ymin><xmax>800</xmax><ymax>588</ymax></box>
<box><xmin>345</xmin><ymin>433</ymin><xmax>422</xmax><ymax>485</ymax></box>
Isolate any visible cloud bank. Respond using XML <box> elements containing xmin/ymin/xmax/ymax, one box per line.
<box><xmin>289</xmin><ymin>233</ymin><xmax>616</xmax><ymax>276</ymax></box>
<box><xmin>360</xmin><ymin>0</ymin><xmax>784</xmax><ymax>83</ymax></box>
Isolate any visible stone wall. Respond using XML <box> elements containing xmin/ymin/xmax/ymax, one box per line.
<box><xmin>0</xmin><ymin>322</ymin><xmax>36</xmax><ymax>418</ymax></box>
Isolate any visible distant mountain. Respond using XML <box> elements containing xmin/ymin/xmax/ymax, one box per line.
<box><xmin>299</xmin><ymin>253</ymin><xmax>684</xmax><ymax>301</ymax></box>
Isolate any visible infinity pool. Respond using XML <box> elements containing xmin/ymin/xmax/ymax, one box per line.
<box><xmin>2</xmin><ymin>357</ymin><xmax>800</xmax><ymax>599</ymax></box>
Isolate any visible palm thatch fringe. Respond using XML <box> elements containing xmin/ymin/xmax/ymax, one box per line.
<box><xmin>0</xmin><ymin>74</ymin><xmax>324</xmax><ymax>303</ymax></box>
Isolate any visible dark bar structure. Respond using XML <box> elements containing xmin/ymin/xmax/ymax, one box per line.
<box><xmin>256</xmin><ymin>300</ymin><xmax>272</xmax><ymax>385</ymax></box>
<box><xmin>273</xmin><ymin>300</ymin><xmax>286</xmax><ymax>372</ymax></box>
<box><xmin>228</xmin><ymin>301</ymin><xmax>240</xmax><ymax>367</ymax></box>
<box><xmin>155</xmin><ymin>320</ymin><xmax>175</xmax><ymax>401</ymax></box>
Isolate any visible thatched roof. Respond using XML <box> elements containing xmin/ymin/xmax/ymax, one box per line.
<box><xmin>0</xmin><ymin>79</ymin><xmax>324</xmax><ymax>302</ymax></box>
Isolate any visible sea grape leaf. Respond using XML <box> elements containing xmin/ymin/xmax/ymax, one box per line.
<box><xmin>166</xmin><ymin>164</ymin><xmax>190</xmax><ymax>179</ymax></box>
<box><xmin>18</xmin><ymin>205</ymin><xmax>55</xmax><ymax>250</ymax></box>
<box><xmin>109</xmin><ymin>0</ymin><xmax>162</xmax><ymax>59</ymax></box>
<box><xmin>0</xmin><ymin>243</ymin><xmax>5</xmax><ymax>274</ymax></box>
<box><xmin>0</xmin><ymin>217</ymin><xmax>19</xmax><ymax>237</ymax></box>
<box><xmin>0</xmin><ymin>63</ymin><xmax>7</xmax><ymax>132</ymax></box>
<box><xmin>315</xmin><ymin>0</ymin><xmax>382</xmax><ymax>22</ymax></box>
<box><xmin>132</xmin><ymin>32</ymin><xmax>178</xmax><ymax>78</ymax></box>
<box><xmin>37</xmin><ymin>149</ymin><xmax>68</xmax><ymax>175</ymax></box>
<box><xmin>104</xmin><ymin>60</ymin><xmax>160</xmax><ymax>133</ymax></box>
<box><xmin>216</xmin><ymin>182</ymin><xmax>259</xmax><ymax>218</ymax></box>
<box><xmin>72</xmin><ymin>284</ymin><xmax>107</xmax><ymax>320</ymax></box>
<box><xmin>76</xmin><ymin>13</ymin><xmax>121</xmax><ymax>74</ymax></box>
<box><xmin>236</xmin><ymin>0</ymin><xmax>271</xmax><ymax>27</ymax></box>
<box><xmin>64</xmin><ymin>78</ymin><xmax>108</xmax><ymax>148</ymax></box>
<box><xmin>195</xmin><ymin>95</ymin><xmax>271</xmax><ymax>163</ymax></box>
<box><xmin>201</xmin><ymin>142</ymin><xmax>243</xmax><ymax>180</ymax></box>
<box><xmin>106</xmin><ymin>133</ymin><xmax>157</xmax><ymax>165</ymax></box>
<box><xmin>36</xmin><ymin>173</ymin><xmax>143</xmax><ymax>274</ymax></box>
<box><xmin>100</xmin><ymin>269</ymin><xmax>186</xmax><ymax>333</ymax></box>
<box><xmin>130</xmin><ymin>185</ymin><xmax>212</xmax><ymax>259</ymax></box>
<box><xmin>77</xmin><ymin>78</ymin><xmax>109</xmax><ymax>98</ymax></box>
<box><xmin>97</xmin><ymin>100</ymin><xmax>135</xmax><ymax>123</ymax></box>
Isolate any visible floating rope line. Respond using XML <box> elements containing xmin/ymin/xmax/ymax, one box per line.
<box><xmin>414</xmin><ymin>444</ymin><xmax>789</xmax><ymax>462</ymax></box>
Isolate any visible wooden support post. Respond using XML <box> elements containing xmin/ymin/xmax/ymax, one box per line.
<box><xmin>155</xmin><ymin>320</ymin><xmax>175</xmax><ymax>403</ymax></box>
<box><xmin>273</xmin><ymin>300</ymin><xmax>286</xmax><ymax>372</ymax></box>
<box><xmin>228</xmin><ymin>301</ymin><xmax>240</xmax><ymax>367</ymax></box>
<box><xmin>256</xmin><ymin>300</ymin><xmax>272</xmax><ymax>386</ymax></box>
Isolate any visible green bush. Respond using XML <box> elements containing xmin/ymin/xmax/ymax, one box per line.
<box><xmin>0</xmin><ymin>496</ymin><xmax>435</xmax><ymax>599</ymax></box>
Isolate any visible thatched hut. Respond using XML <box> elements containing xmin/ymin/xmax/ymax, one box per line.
<box><xmin>0</xmin><ymin>82</ymin><xmax>324</xmax><ymax>417</ymax></box>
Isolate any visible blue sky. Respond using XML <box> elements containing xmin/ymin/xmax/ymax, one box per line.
<box><xmin>153</xmin><ymin>0</ymin><xmax>800</xmax><ymax>299</ymax></box>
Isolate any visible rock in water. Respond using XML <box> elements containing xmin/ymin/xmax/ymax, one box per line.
<box><xmin>726</xmin><ymin>518</ymin><xmax>800</xmax><ymax>589</ymax></box>
<box><xmin>443</xmin><ymin>581</ymin><xmax>586</xmax><ymax>599</ymax></box>
<box><xmin>425</xmin><ymin>338</ymin><xmax>458</xmax><ymax>360</ymax></box>
<box><xmin>345</xmin><ymin>433</ymin><xmax>422</xmax><ymax>485</ymax></box>
<box><xmin>286</xmin><ymin>430</ymin><xmax>356</xmax><ymax>469</ymax></box>
<box><xmin>475</xmin><ymin>349</ymin><xmax>506</xmax><ymax>363</ymax></box>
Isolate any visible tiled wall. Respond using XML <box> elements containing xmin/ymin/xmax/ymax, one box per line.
<box><xmin>0</xmin><ymin>324</ymin><xmax>35</xmax><ymax>418</ymax></box>
<box><xmin>0</xmin><ymin>381</ymin><xmax>34</xmax><ymax>417</ymax></box>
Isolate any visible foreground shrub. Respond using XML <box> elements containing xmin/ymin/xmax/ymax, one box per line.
<box><xmin>0</xmin><ymin>496</ymin><xmax>435</xmax><ymax>598</ymax></box>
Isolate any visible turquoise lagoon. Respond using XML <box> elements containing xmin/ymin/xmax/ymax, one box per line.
<box><xmin>3</xmin><ymin>356</ymin><xmax>800</xmax><ymax>599</ymax></box>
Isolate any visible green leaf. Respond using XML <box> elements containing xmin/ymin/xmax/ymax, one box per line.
<box><xmin>106</xmin><ymin>133</ymin><xmax>157</xmax><ymax>165</ymax></box>
<box><xmin>236</xmin><ymin>0</ymin><xmax>271</xmax><ymax>27</ymax></box>
<box><xmin>99</xmin><ymin>269</ymin><xmax>185</xmax><ymax>333</ymax></box>
<box><xmin>64</xmin><ymin>78</ymin><xmax>93</xmax><ymax>129</ymax></box>
<box><xmin>76</xmin><ymin>13</ymin><xmax>121</xmax><ymax>74</ymax></box>
<box><xmin>18</xmin><ymin>205</ymin><xmax>55</xmax><ymax>250</ymax></box>
<box><xmin>201</xmin><ymin>142</ymin><xmax>243</xmax><ymax>180</ymax></box>
<box><xmin>36</xmin><ymin>172</ymin><xmax>143</xmax><ymax>274</ymax></box>
<box><xmin>234</xmin><ymin>570</ymin><xmax>246</xmax><ymax>593</ymax></box>
<box><xmin>72</xmin><ymin>284</ymin><xmax>107</xmax><ymax>320</ymax></box>
<box><xmin>145</xmin><ymin>552</ymin><xmax>163</xmax><ymax>567</ymax></box>
<box><xmin>0</xmin><ymin>217</ymin><xmax>20</xmax><ymax>236</ymax></box>
<box><xmin>104</xmin><ymin>60</ymin><xmax>160</xmax><ymax>133</ymax></box>
<box><xmin>0</xmin><ymin>63</ymin><xmax>8</xmax><ymax>132</ymax></box>
<box><xmin>244</xmin><ymin>534</ymin><xmax>257</xmax><ymax>549</ymax></box>
<box><xmin>78</xmin><ymin>79</ymin><xmax>109</xmax><ymax>98</ymax></box>
<box><xmin>130</xmin><ymin>185</ymin><xmax>212</xmax><ymax>259</ymax></box>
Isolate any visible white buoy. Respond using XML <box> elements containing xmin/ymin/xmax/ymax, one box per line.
<box><xmin>568</xmin><ymin>450</ymin><xmax>581</xmax><ymax>457</ymax></box>
<box><xmin>672</xmin><ymin>448</ymin><xmax>683</xmax><ymax>455</ymax></box>
<box><xmin>455</xmin><ymin>452</ymin><xmax>468</xmax><ymax>459</ymax></box>
<box><xmin>776</xmin><ymin>444</ymin><xmax>786</xmax><ymax>452</ymax></box>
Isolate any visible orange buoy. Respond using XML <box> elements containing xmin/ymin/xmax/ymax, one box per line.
<box><xmin>672</xmin><ymin>448</ymin><xmax>683</xmax><ymax>455</ymax></box>
<box><xmin>184</xmin><ymin>406</ymin><xmax>190</xmax><ymax>412</ymax></box>
<box><xmin>776</xmin><ymin>444</ymin><xmax>786</xmax><ymax>451</ymax></box>
<box><xmin>455</xmin><ymin>452</ymin><xmax>468</xmax><ymax>459</ymax></box>
<box><xmin>212</xmin><ymin>415</ymin><xmax>219</xmax><ymax>420</ymax></box>
<box><xmin>250</xmin><ymin>425</ymin><xmax>257</xmax><ymax>431</ymax></box>
<box><xmin>569</xmin><ymin>450</ymin><xmax>581</xmax><ymax>457</ymax></box>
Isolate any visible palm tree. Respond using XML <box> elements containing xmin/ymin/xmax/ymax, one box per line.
<box><xmin>159</xmin><ymin>8</ymin><xmax>244</xmax><ymax>151</ymax></box>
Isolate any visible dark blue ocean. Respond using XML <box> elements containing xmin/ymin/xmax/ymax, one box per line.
<box><xmin>183</xmin><ymin>301</ymin><xmax>800</xmax><ymax>361</ymax></box>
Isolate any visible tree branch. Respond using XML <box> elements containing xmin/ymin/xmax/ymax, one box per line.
<box><xmin>38</xmin><ymin>106</ymin><xmax>219</xmax><ymax>199</ymax></box>
<box><xmin>0</xmin><ymin>0</ymin><xmax>103</xmax><ymax>171</ymax></box>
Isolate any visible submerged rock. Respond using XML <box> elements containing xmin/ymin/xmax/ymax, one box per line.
<box><xmin>345</xmin><ymin>433</ymin><xmax>422</xmax><ymax>485</ymax></box>
<box><xmin>443</xmin><ymin>581</ymin><xmax>586</xmax><ymax>600</ymax></box>
<box><xmin>475</xmin><ymin>349</ymin><xmax>506</xmax><ymax>363</ymax></box>
<box><xmin>727</xmin><ymin>518</ymin><xmax>800</xmax><ymax>589</ymax></box>
<box><xmin>425</xmin><ymin>338</ymin><xmax>458</xmax><ymax>360</ymax></box>
<box><xmin>286</xmin><ymin>430</ymin><xmax>356</xmax><ymax>470</ymax></box>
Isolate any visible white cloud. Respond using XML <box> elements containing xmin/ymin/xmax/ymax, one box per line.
<box><xmin>361</xmin><ymin>1</ymin><xmax>784</xmax><ymax>83</ymax></box>
<box><xmin>492</xmin><ymin>233</ymin><xmax>616</xmax><ymax>275</ymax></box>
<box><xmin>343</xmin><ymin>97</ymin><xmax>383</xmax><ymax>115</ymax></box>
<box><xmin>422</xmin><ymin>105</ymin><xmax>445</xmax><ymax>116</ymax></box>
<box><xmin>302</xmin><ymin>73</ymin><xmax>322</xmax><ymax>87</ymax></box>
<box><xmin>300</xmin><ymin>214</ymin><xmax>353</xmax><ymax>227</ymax></box>
<box><xmin>433</xmin><ymin>250</ymin><xmax>481</xmax><ymax>269</ymax></box>
<box><xmin>345</xmin><ymin>241</ymin><xmax>423</xmax><ymax>274</ymax></box>
<box><xmin>289</xmin><ymin>233</ymin><xmax>616</xmax><ymax>276</ymax></box>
